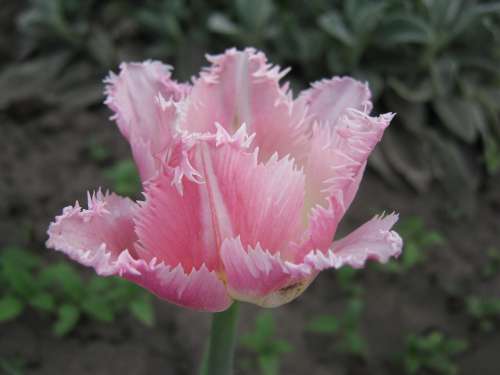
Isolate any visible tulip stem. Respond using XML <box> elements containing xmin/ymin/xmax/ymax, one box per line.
<box><xmin>200</xmin><ymin>302</ymin><xmax>240</xmax><ymax>375</ymax></box>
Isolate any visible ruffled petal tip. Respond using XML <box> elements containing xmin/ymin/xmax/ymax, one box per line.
<box><xmin>305</xmin><ymin>213</ymin><xmax>403</xmax><ymax>270</ymax></box>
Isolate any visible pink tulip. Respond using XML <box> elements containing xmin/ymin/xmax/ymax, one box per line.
<box><xmin>47</xmin><ymin>48</ymin><xmax>402</xmax><ymax>312</ymax></box>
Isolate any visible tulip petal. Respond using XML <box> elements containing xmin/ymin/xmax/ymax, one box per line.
<box><xmin>134</xmin><ymin>167</ymin><xmax>220</xmax><ymax>273</ymax></box>
<box><xmin>207</xmin><ymin>131</ymin><xmax>306</xmax><ymax>253</ymax></box>
<box><xmin>301</xmin><ymin>77</ymin><xmax>372</xmax><ymax>126</ymax></box>
<box><xmin>296</xmin><ymin>110</ymin><xmax>394</xmax><ymax>258</ymax></box>
<box><xmin>221</xmin><ymin>237</ymin><xmax>313</xmax><ymax>308</ymax></box>
<box><xmin>46</xmin><ymin>190</ymin><xmax>230</xmax><ymax>311</ymax></box>
<box><xmin>46</xmin><ymin>190</ymin><xmax>139</xmax><ymax>275</ymax></box>
<box><xmin>305</xmin><ymin>213</ymin><xmax>403</xmax><ymax>270</ymax></box>
<box><xmin>183</xmin><ymin>48</ymin><xmax>310</xmax><ymax>163</ymax></box>
<box><xmin>124</xmin><ymin>261</ymin><xmax>232</xmax><ymax>312</ymax></box>
<box><xmin>104</xmin><ymin>61</ymin><xmax>190</xmax><ymax>180</ymax></box>
<box><xmin>135</xmin><ymin>127</ymin><xmax>306</xmax><ymax>274</ymax></box>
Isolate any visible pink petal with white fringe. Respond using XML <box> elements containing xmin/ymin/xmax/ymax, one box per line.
<box><xmin>47</xmin><ymin>47</ymin><xmax>403</xmax><ymax>312</ymax></box>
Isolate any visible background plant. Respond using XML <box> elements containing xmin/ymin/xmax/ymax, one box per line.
<box><xmin>2</xmin><ymin>0</ymin><xmax>498</xmax><ymax>215</ymax></box>
<box><xmin>0</xmin><ymin>246</ymin><xmax>155</xmax><ymax>336</ymax></box>
<box><xmin>240</xmin><ymin>312</ymin><xmax>293</xmax><ymax>375</ymax></box>
<box><xmin>379</xmin><ymin>216</ymin><xmax>445</xmax><ymax>274</ymax></box>
<box><xmin>400</xmin><ymin>331</ymin><xmax>468</xmax><ymax>375</ymax></box>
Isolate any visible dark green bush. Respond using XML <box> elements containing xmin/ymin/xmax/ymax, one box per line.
<box><xmin>3</xmin><ymin>0</ymin><xmax>499</xmax><ymax>212</ymax></box>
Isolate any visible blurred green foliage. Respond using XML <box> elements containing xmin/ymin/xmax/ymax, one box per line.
<box><xmin>380</xmin><ymin>216</ymin><xmax>445</xmax><ymax>274</ymax></box>
<box><xmin>466</xmin><ymin>296</ymin><xmax>500</xmax><ymax>332</ymax></box>
<box><xmin>306</xmin><ymin>297</ymin><xmax>367</xmax><ymax>357</ymax></box>
<box><xmin>240</xmin><ymin>312</ymin><xmax>292</xmax><ymax>375</ymax></box>
<box><xmin>0</xmin><ymin>246</ymin><xmax>155</xmax><ymax>336</ymax></box>
<box><xmin>0</xmin><ymin>0</ymin><xmax>498</xmax><ymax>212</ymax></box>
<box><xmin>480</xmin><ymin>247</ymin><xmax>500</xmax><ymax>279</ymax></box>
<box><xmin>104</xmin><ymin>159</ymin><xmax>141</xmax><ymax>197</ymax></box>
<box><xmin>0</xmin><ymin>356</ymin><xmax>26</xmax><ymax>375</ymax></box>
<box><xmin>401</xmin><ymin>331</ymin><xmax>468</xmax><ymax>375</ymax></box>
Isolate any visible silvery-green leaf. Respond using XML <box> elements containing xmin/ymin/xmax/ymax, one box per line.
<box><xmin>433</xmin><ymin>97</ymin><xmax>479</xmax><ymax>143</ymax></box>
<box><xmin>318</xmin><ymin>11</ymin><xmax>354</xmax><ymax>46</ymax></box>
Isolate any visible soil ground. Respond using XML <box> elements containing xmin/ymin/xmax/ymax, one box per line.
<box><xmin>1</xmin><ymin>104</ymin><xmax>499</xmax><ymax>374</ymax></box>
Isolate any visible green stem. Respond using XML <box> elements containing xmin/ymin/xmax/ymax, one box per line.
<box><xmin>200</xmin><ymin>302</ymin><xmax>240</xmax><ymax>375</ymax></box>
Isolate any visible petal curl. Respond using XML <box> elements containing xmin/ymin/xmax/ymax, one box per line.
<box><xmin>300</xmin><ymin>77</ymin><xmax>372</xmax><ymax>126</ymax></box>
<box><xmin>183</xmin><ymin>48</ymin><xmax>310</xmax><ymax>163</ymax></box>
<box><xmin>46</xmin><ymin>190</ymin><xmax>230</xmax><ymax>311</ymax></box>
<box><xmin>221</xmin><ymin>237</ymin><xmax>313</xmax><ymax>308</ymax></box>
<box><xmin>104</xmin><ymin>61</ymin><xmax>190</xmax><ymax>180</ymax></box>
<box><xmin>295</xmin><ymin>110</ymin><xmax>394</xmax><ymax>259</ymax></box>
<box><xmin>305</xmin><ymin>213</ymin><xmax>403</xmax><ymax>270</ymax></box>
<box><xmin>46</xmin><ymin>191</ymin><xmax>138</xmax><ymax>275</ymax></box>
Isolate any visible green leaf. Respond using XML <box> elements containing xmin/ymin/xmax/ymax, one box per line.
<box><xmin>207</xmin><ymin>13</ymin><xmax>240</xmax><ymax>36</ymax></box>
<box><xmin>40</xmin><ymin>262</ymin><xmax>84</xmax><ymax>300</ymax></box>
<box><xmin>0</xmin><ymin>296</ymin><xmax>24</xmax><ymax>322</ymax></box>
<box><xmin>53</xmin><ymin>304</ymin><xmax>80</xmax><ymax>336</ymax></box>
<box><xmin>318</xmin><ymin>11</ymin><xmax>354</xmax><ymax>46</ymax></box>
<box><xmin>235</xmin><ymin>0</ymin><xmax>274</xmax><ymax>30</ymax></box>
<box><xmin>258</xmin><ymin>355</ymin><xmax>279</xmax><ymax>375</ymax></box>
<box><xmin>378</xmin><ymin>14</ymin><xmax>433</xmax><ymax>46</ymax></box>
<box><xmin>105</xmin><ymin>159</ymin><xmax>141</xmax><ymax>197</ymax></box>
<box><xmin>388</xmin><ymin>77</ymin><xmax>433</xmax><ymax>102</ymax></box>
<box><xmin>129</xmin><ymin>297</ymin><xmax>155</xmax><ymax>326</ymax></box>
<box><xmin>307</xmin><ymin>315</ymin><xmax>340</xmax><ymax>334</ymax></box>
<box><xmin>433</xmin><ymin>97</ymin><xmax>479</xmax><ymax>143</ymax></box>
<box><xmin>29</xmin><ymin>292</ymin><xmax>55</xmax><ymax>311</ymax></box>
<box><xmin>81</xmin><ymin>297</ymin><xmax>115</xmax><ymax>322</ymax></box>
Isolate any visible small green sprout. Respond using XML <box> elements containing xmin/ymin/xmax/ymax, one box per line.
<box><xmin>381</xmin><ymin>216</ymin><xmax>445</xmax><ymax>274</ymax></box>
<box><xmin>402</xmin><ymin>331</ymin><xmax>468</xmax><ymax>375</ymax></box>
<box><xmin>0</xmin><ymin>356</ymin><xmax>27</xmax><ymax>375</ymax></box>
<box><xmin>240</xmin><ymin>312</ymin><xmax>292</xmax><ymax>375</ymax></box>
<box><xmin>87</xmin><ymin>138</ymin><xmax>111</xmax><ymax>163</ymax></box>
<box><xmin>104</xmin><ymin>159</ymin><xmax>141</xmax><ymax>197</ymax></box>
<box><xmin>307</xmin><ymin>297</ymin><xmax>366</xmax><ymax>357</ymax></box>
<box><xmin>480</xmin><ymin>248</ymin><xmax>500</xmax><ymax>279</ymax></box>
<box><xmin>0</xmin><ymin>246</ymin><xmax>155</xmax><ymax>336</ymax></box>
<box><xmin>466</xmin><ymin>296</ymin><xmax>500</xmax><ymax>332</ymax></box>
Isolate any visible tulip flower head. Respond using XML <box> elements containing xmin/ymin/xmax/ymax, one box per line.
<box><xmin>47</xmin><ymin>48</ymin><xmax>402</xmax><ymax>312</ymax></box>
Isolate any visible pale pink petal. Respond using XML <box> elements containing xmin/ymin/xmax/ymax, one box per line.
<box><xmin>135</xmin><ymin>126</ymin><xmax>306</xmax><ymax>275</ymax></box>
<box><xmin>294</xmin><ymin>110</ymin><xmax>394</xmax><ymax>259</ymax></box>
<box><xmin>46</xmin><ymin>190</ymin><xmax>230</xmax><ymax>311</ymax></box>
<box><xmin>124</xmin><ymin>260</ymin><xmax>232</xmax><ymax>312</ymax></box>
<box><xmin>182</xmin><ymin>48</ymin><xmax>310</xmax><ymax>163</ymax></box>
<box><xmin>305</xmin><ymin>213</ymin><xmax>403</xmax><ymax>270</ymax></box>
<box><xmin>300</xmin><ymin>77</ymin><xmax>372</xmax><ymax>126</ymax></box>
<box><xmin>46</xmin><ymin>190</ymin><xmax>138</xmax><ymax>275</ymax></box>
<box><xmin>205</xmin><ymin>126</ymin><xmax>305</xmax><ymax>253</ymax></box>
<box><xmin>134</xmin><ymin>167</ymin><xmax>220</xmax><ymax>273</ymax></box>
<box><xmin>104</xmin><ymin>61</ymin><xmax>190</xmax><ymax>180</ymax></box>
<box><xmin>221</xmin><ymin>237</ymin><xmax>313</xmax><ymax>308</ymax></box>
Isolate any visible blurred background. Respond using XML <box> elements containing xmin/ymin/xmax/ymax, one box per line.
<box><xmin>1</xmin><ymin>0</ymin><xmax>499</xmax><ymax>374</ymax></box>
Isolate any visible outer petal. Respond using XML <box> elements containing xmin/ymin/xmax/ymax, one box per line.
<box><xmin>300</xmin><ymin>77</ymin><xmax>372</xmax><ymax>126</ymax></box>
<box><xmin>182</xmin><ymin>48</ymin><xmax>310</xmax><ymax>163</ymax></box>
<box><xmin>294</xmin><ymin>110</ymin><xmax>394</xmax><ymax>259</ymax></box>
<box><xmin>46</xmin><ymin>190</ymin><xmax>139</xmax><ymax>275</ymax></box>
<box><xmin>46</xmin><ymin>190</ymin><xmax>230</xmax><ymax>311</ymax></box>
<box><xmin>221</xmin><ymin>237</ymin><xmax>313</xmax><ymax>308</ymax></box>
<box><xmin>104</xmin><ymin>61</ymin><xmax>190</xmax><ymax>181</ymax></box>
<box><xmin>124</xmin><ymin>260</ymin><xmax>232</xmax><ymax>312</ymax></box>
<box><xmin>305</xmin><ymin>213</ymin><xmax>403</xmax><ymax>270</ymax></box>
